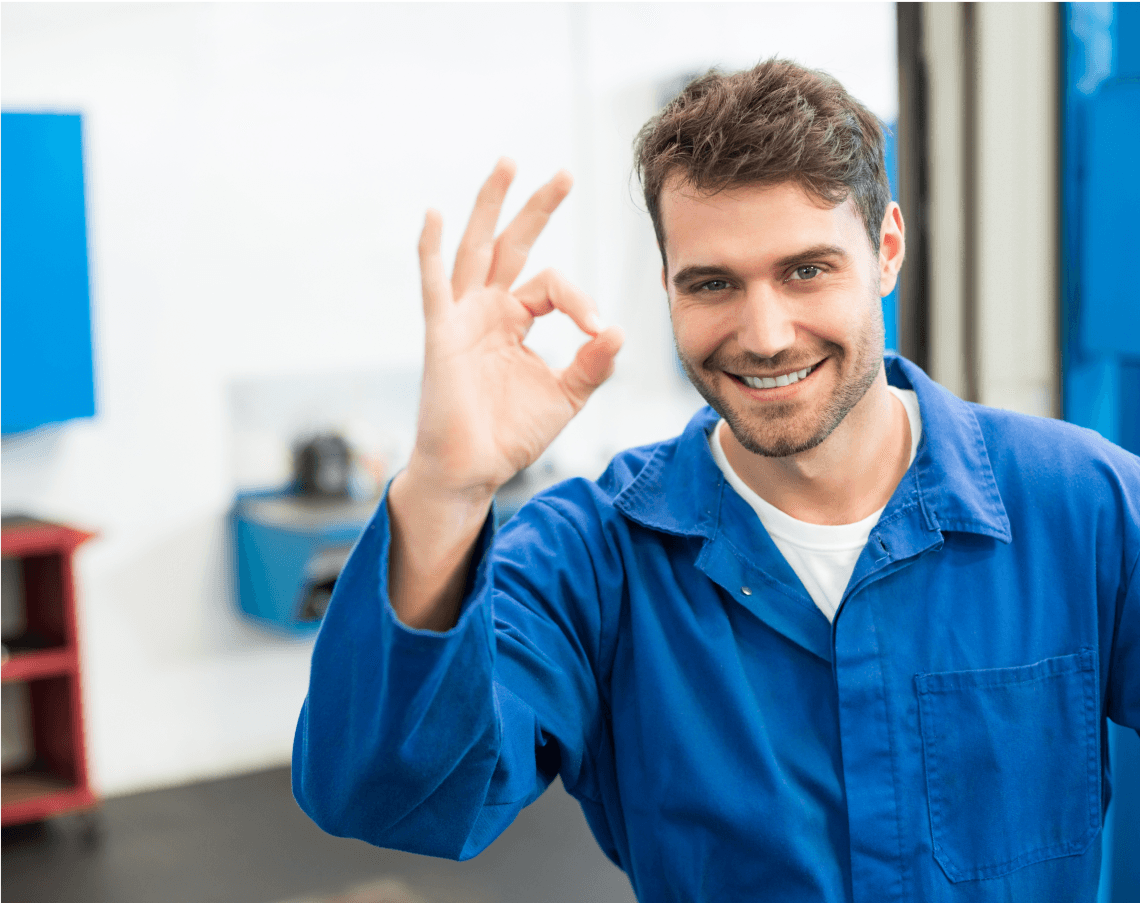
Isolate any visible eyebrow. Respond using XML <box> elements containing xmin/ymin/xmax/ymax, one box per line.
<box><xmin>773</xmin><ymin>244</ymin><xmax>849</xmax><ymax>271</ymax></box>
<box><xmin>671</xmin><ymin>244</ymin><xmax>850</xmax><ymax>288</ymax></box>
<box><xmin>671</xmin><ymin>265</ymin><xmax>734</xmax><ymax>288</ymax></box>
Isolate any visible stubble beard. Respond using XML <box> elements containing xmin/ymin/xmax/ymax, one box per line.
<box><xmin>676</xmin><ymin>299</ymin><xmax>886</xmax><ymax>460</ymax></box>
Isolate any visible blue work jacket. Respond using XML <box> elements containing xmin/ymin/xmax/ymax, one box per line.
<box><xmin>293</xmin><ymin>354</ymin><xmax>1140</xmax><ymax>902</ymax></box>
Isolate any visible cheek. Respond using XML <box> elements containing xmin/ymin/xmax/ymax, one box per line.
<box><xmin>804</xmin><ymin>288</ymin><xmax>876</xmax><ymax>341</ymax></box>
<box><xmin>670</xmin><ymin>309</ymin><xmax>721</xmax><ymax>361</ymax></box>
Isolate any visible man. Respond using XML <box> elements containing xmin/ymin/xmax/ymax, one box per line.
<box><xmin>293</xmin><ymin>59</ymin><xmax>1139</xmax><ymax>901</ymax></box>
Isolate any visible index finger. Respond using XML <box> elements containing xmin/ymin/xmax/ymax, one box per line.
<box><xmin>513</xmin><ymin>268</ymin><xmax>603</xmax><ymax>336</ymax></box>
<box><xmin>487</xmin><ymin>170</ymin><xmax>573</xmax><ymax>290</ymax></box>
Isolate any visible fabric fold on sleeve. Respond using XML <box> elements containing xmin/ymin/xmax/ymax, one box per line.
<box><xmin>292</xmin><ymin>481</ymin><xmax>507</xmax><ymax>858</ymax></box>
<box><xmin>291</xmin><ymin>478</ymin><xmax>613</xmax><ymax>861</ymax></box>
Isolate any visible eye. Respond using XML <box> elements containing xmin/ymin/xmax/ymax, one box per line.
<box><xmin>788</xmin><ymin>265</ymin><xmax>822</xmax><ymax>282</ymax></box>
<box><xmin>696</xmin><ymin>279</ymin><xmax>732</xmax><ymax>292</ymax></box>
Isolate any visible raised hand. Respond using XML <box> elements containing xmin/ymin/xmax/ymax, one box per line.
<box><xmin>388</xmin><ymin>159</ymin><xmax>623</xmax><ymax>630</ymax></box>
<box><xmin>408</xmin><ymin>158</ymin><xmax>624</xmax><ymax>504</ymax></box>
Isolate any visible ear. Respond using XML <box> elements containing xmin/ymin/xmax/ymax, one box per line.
<box><xmin>878</xmin><ymin>202</ymin><xmax>905</xmax><ymax>297</ymax></box>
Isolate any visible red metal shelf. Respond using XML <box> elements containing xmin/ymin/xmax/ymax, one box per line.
<box><xmin>1</xmin><ymin>768</ymin><xmax>97</xmax><ymax>825</ymax></box>
<box><xmin>2</xmin><ymin>646</ymin><xmax>77</xmax><ymax>683</ymax></box>
<box><xmin>1</xmin><ymin>518</ymin><xmax>93</xmax><ymax>559</ymax></box>
<box><xmin>1</xmin><ymin>517</ymin><xmax>97</xmax><ymax>828</ymax></box>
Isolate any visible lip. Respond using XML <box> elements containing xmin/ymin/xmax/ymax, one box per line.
<box><xmin>728</xmin><ymin>358</ymin><xmax>826</xmax><ymax>398</ymax></box>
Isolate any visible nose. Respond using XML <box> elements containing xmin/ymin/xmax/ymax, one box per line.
<box><xmin>736</xmin><ymin>284</ymin><xmax>796</xmax><ymax>359</ymax></box>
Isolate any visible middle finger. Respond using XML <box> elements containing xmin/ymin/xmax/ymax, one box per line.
<box><xmin>451</xmin><ymin>158</ymin><xmax>517</xmax><ymax>297</ymax></box>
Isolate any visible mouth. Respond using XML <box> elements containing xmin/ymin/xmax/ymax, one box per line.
<box><xmin>731</xmin><ymin>360</ymin><xmax>822</xmax><ymax>391</ymax></box>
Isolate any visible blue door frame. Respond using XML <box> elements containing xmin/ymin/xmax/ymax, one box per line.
<box><xmin>1061</xmin><ymin>6</ymin><xmax>1140</xmax><ymax>902</ymax></box>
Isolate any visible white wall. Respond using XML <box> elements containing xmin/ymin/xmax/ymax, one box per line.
<box><xmin>973</xmin><ymin>3</ymin><xmax>1058</xmax><ymax>417</ymax></box>
<box><xmin>1</xmin><ymin>2</ymin><xmax>897</xmax><ymax>796</ymax></box>
<box><xmin>921</xmin><ymin>3</ymin><xmax>1059</xmax><ymax>415</ymax></box>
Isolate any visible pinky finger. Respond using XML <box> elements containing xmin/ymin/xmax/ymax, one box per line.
<box><xmin>418</xmin><ymin>209</ymin><xmax>450</xmax><ymax>318</ymax></box>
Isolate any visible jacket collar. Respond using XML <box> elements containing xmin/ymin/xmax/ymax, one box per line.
<box><xmin>886</xmin><ymin>354</ymin><xmax>1011</xmax><ymax>542</ymax></box>
<box><xmin>614</xmin><ymin>353</ymin><xmax>1011</xmax><ymax>544</ymax></box>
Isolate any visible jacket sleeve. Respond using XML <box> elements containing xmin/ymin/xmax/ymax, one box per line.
<box><xmin>1105</xmin><ymin>447</ymin><xmax>1140</xmax><ymax>737</ymax></box>
<box><xmin>291</xmin><ymin>478</ymin><xmax>616</xmax><ymax>860</ymax></box>
<box><xmin>1107</xmin><ymin>544</ymin><xmax>1140</xmax><ymax>736</ymax></box>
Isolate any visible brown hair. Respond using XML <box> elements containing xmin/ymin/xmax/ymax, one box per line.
<box><xmin>634</xmin><ymin>58</ymin><xmax>891</xmax><ymax>266</ymax></box>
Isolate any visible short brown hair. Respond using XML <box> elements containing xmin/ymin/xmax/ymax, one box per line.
<box><xmin>634</xmin><ymin>58</ymin><xmax>891</xmax><ymax>266</ymax></box>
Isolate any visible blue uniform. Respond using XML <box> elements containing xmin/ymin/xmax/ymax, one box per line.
<box><xmin>293</xmin><ymin>354</ymin><xmax>1140</xmax><ymax>902</ymax></box>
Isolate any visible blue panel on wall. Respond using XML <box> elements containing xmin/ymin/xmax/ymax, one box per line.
<box><xmin>1</xmin><ymin>112</ymin><xmax>96</xmax><ymax>434</ymax></box>
<box><xmin>882</xmin><ymin>120</ymin><xmax>899</xmax><ymax>352</ymax></box>
<box><xmin>1080</xmin><ymin>80</ymin><xmax>1140</xmax><ymax>357</ymax></box>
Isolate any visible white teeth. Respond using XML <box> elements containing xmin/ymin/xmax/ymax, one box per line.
<box><xmin>741</xmin><ymin>364</ymin><xmax>814</xmax><ymax>390</ymax></box>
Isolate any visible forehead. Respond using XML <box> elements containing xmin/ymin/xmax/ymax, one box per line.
<box><xmin>659</xmin><ymin>178</ymin><xmax>865</xmax><ymax>269</ymax></box>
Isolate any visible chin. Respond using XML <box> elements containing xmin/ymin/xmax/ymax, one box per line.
<box><xmin>719</xmin><ymin>404</ymin><xmax>839</xmax><ymax>458</ymax></box>
<box><xmin>725</xmin><ymin>419</ymin><xmax>833</xmax><ymax>458</ymax></box>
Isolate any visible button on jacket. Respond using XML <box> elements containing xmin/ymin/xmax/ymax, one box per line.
<box><xmin>293</xmin><ymin>354</ymin><xmax>1140</xmax><ymax>902</ymax></box>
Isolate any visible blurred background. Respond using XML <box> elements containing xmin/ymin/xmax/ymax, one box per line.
<box><xmin>1</xmin><ymin>3</ymin><xmax>1136</xmax><ymax>902</ymax></box>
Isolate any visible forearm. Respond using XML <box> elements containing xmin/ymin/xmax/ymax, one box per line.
<box><xmin>386</xmin><ymin>461</ymin><xmax>496</xmax><ymax>632</ymax></box>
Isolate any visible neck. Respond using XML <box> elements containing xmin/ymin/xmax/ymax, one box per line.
<box><xmin>720</xmin><ymin>370</ymin><xmax>911</xmax><ymax>525</ymax></box>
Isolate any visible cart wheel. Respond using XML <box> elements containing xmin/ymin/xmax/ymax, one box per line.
<box><xmin>76</xmin><ymin>811</ymin><xmax>104</xmax><ymax>849</ymax></box>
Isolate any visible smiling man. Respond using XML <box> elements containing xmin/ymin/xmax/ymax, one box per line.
<box><xmin>294</xmin><ymin>60</ymin><xmax>1140</xmax><ymax>902</ymax></box>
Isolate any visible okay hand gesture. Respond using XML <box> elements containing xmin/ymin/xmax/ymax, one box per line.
<box><xmin>408</xmin><ymin>158</ymin><xmax>624</xmax><ymax>504</ymax></box>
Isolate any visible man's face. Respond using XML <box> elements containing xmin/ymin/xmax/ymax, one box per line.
<box><xmin>661</xmin><ymin>178</ymin><xmax>903</xmax><ymax>458</ymax></box>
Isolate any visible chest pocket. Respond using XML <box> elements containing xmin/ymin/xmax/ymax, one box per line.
<box><xmin>915</xmin><ymin>650</ymin><xmax>1101</xmax><ymax>883</ymax></box>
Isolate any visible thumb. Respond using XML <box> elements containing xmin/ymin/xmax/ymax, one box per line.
<box><xmin>559</xmin><ymin>325</ymin><xmax>624</xmax><ymax>409</ymax></box>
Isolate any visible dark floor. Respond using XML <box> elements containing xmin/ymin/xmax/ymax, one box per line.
<box><xmin>1</xmin><ymin>767</ymin><xmax>637</xmax><ymax>903</ymax></box>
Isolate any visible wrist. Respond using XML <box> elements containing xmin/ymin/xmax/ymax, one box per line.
<box><xmin>389</xmin><ymin>464</ymin><xmax>495</xmax><ymax>546</ymax></box>
<box><xmin>398</xmin><ymin>451</ymin><xmax>500</xmax><ymax>512</ymax></box>
<box><xmin>386</xmin><ymin>465</ymin><xmax>493</xmax><ymax>633</ymax></box>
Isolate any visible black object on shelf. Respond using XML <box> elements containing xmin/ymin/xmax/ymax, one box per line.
<box><xmin>293</xmin><ymin>434</ymin><xmax>351</xmax><ymax>499</ymax></box>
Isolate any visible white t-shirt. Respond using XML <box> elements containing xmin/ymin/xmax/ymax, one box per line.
<box><xmin>709</xmin><ymin>387</ymin><xmax>922</xmax><ymax>622</ymax></box>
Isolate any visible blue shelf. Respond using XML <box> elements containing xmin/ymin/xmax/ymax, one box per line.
<box><xmin>231</xmin><ymin>489</ymin><xmax>378</xmax><ymax>634</ymax></box>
